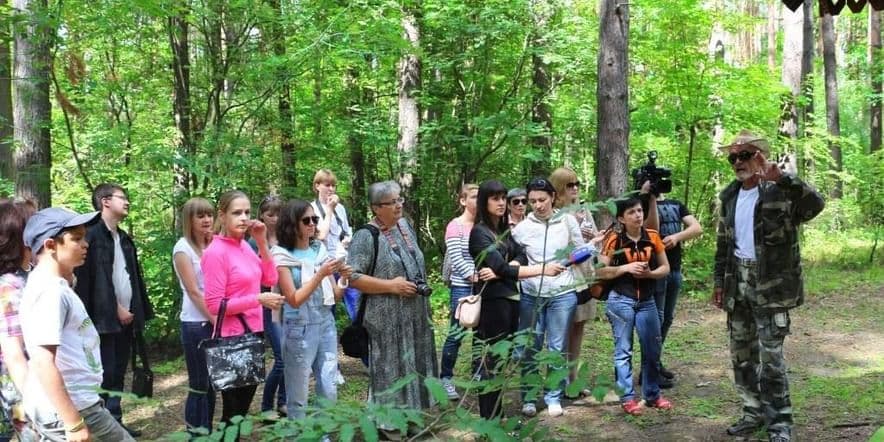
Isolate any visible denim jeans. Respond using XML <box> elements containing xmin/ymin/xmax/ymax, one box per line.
<box><xmin>605</xmin><ymin>291</ymin><xmax>662</xmax><ymax>402</ymax></box>
<box><xmin>654</xmin><ymin>270</ymin><xmax>683</xmax><ymax>345</ymax></box>
<box><xmin>261</xmin><ymin>308</ymin><xmax>286</xmax><ymax>412</ymax></box>
<box><xmin>31</xmin><ymin>401</ymin><xmax>134</xmax><ymax>442</ymax></box>
<box><xmin>517</xmin><ymin>292</ymin><xmax>577</xmax><ymax>406</ymax></box>
<box><xmin>439</xmin><ymin>285</ymin><xmax>473</xmax><ymax>379</ymax></box>
<box><xmin>180</xmin><ymin>321</ymin><xmax>215</xmax><ymax>431</ymax></box>
<box><xmin>282</xmin><ymin>317</ymin><xmax>338</xmax><ymax>419</ymax></box>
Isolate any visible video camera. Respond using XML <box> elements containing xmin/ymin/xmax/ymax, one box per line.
<box><xmin>632</xmin><ymin>151</ymin><xmax>672</xmax><ymax>195</ymax></box>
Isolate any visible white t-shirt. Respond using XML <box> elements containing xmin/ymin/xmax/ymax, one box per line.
<box><xmin>110</xmin><ymin>228</ymin><xmax>133</xmax><ymax>310</ymax></box>
<box><xmin>20</xmin><ymin>269</ymin><xmax>103</xmax><ymax>417</ymax></box>
<box><xmin>173</xmin><ymin>238</ymin><xmax>210</xmax><ymax>322</ymax></box>
<box><xmin>310</xmin><ymin>201</ymin><xmax>352</xmax><ymax>258</ymax></box>
<box><xmin>734</xmin><ymin>186</ymin><xmax>759</xmax><ymax>260</ymax></box>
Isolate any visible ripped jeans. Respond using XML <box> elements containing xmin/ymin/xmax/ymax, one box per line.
<box><xmin>282</xmin><ymin>316</ymin><xmax>339</xmax><ymax>419</ymax></box>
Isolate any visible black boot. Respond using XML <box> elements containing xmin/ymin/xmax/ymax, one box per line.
<box><xmin>726</xmin><ymin>416</ymin><xmax>763</xmax><ymax>436</ymax></box>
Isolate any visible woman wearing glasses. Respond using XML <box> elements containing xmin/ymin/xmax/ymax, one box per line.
<box><xmin>511</xmin><ymin>177</ymin><xmax>585</xmax><ymax>418</ymax></box>
<box><xmin>549</xmin><ymin>167</ymin><xmax>603</xmax><ymax>397</ymax></box>
<box><xmin>347</xmin><ymin>181</ymin><xmax>437</xmax><ymax>437</ymax></box>
<box><xmin>272</xmin><ymin>199</ymin><xmax>349</xmax><ymax>420</ymax></box>
<box><xmin>506</xmin><ymin>188</ymin><xmax>527</xmax><ymax>228</ymax></box>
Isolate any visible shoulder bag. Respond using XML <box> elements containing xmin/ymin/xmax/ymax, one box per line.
<box><xmin>199</xmin><ymin>298</ymin><xmax>266</xmax><ymax>391</ymax></box>
<box><xmin>340</xmin><ymin>224</ymin><xmax>379</xmax><ymax>359</ymax></box>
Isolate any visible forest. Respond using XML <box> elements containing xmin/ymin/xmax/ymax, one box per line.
<box><xmin>0</xmin><ymin>0</ymin><xmax>882</xmax><ymax>440</ymax></box>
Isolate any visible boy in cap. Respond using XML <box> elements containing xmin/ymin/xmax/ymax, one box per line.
<box><xmin>19</xmin><ymin>207</ymin><xmax>134</xmax><ymax>442</ymax></box>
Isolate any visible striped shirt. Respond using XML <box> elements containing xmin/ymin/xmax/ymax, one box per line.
<box><xmin>445</xmin><ymin>219</ymin><xmax>475</xmax><ymax>287</ymax></box>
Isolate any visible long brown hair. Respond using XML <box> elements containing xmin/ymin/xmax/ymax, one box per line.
<box><xmin>549</xmin><ymin>167</ymin><xmax>578</xmax><ymax>208</ymax></box>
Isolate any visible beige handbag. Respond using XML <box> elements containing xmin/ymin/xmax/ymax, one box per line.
<box><xmin>455</xmin><ymin>293</ymin><xmax>481</xmax><ymax>328</ymax></box>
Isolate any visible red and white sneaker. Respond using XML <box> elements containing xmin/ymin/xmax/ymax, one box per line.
<box><xmin>647</xmin><ymin>396</ymin><xmax>673</xmax><ymax>410</ymax></box>
<box><xmin>621</xmin><ymin>399</ymin><xmax>643</xmax><ymax>415</ymax></box>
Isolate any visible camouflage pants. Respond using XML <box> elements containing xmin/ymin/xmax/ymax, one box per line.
<box><xmin>727</xmin><ymin>261</ymin><xmax>793</xmax><ymax>432</ymax></box>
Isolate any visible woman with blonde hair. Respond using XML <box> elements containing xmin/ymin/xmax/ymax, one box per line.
<box><xmin>549</xmin><ymin>167</ymin><xmax>602</xmax><ymax>398</ymax></box>
<box><xmin>173</xmin><ymin>197</ymin><xmax>216</xmax><ymax>433</ymax></box>
<box><xmin>201</xmin><ymin>190</ymin><xmax>285</xmax><ymax>434</ymax></box>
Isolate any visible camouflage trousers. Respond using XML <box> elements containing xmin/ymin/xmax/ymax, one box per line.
<box><xmin>727</xmin><ymin>261</ymin><xmax>793</xmax><ymax>432</ymax></box>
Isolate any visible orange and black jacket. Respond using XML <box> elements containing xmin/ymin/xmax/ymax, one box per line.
<box><xmin>602</xmin><ymin>227</ymin><xmax>665</xmax><ymax>301</ymax></box>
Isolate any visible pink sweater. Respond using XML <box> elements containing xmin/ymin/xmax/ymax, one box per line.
<box><xmin>202</xmin><ymin>235</ymin><xmax>278</xmax><ymax>337</ymax></box>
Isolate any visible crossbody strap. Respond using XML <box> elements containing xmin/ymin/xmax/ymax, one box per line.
<box><xmin>353</xmin><ymin>224</ymin><xmax>380</xmax><ymax>326</ymax></box>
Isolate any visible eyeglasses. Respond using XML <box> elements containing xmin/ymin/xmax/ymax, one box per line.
<box><xmin>727</xmin><ymin>150</ymin><xmax>757</xmax><ymax>165</ymax></box>
<box><xmin>376</xmin><ymin>197</ymin><xmax>405</xmax><ymax>207</ymax></box>
<box><xmin>566</xmin><ymin>181</ymin><xmax>581</xmax><ymax>189</ymax></box>
<box><xmin>510</xmin><ymin>198</ymin><xmax>527</xmax><ymax>206</ymax></box>
<box><xmin>107</xmin><ymin>194</ymin><xmax>129</xmax><ymax>202</ymax></box>
<box><xmin>301</xmin><ymin>216</ymin><xmax>320</xmax><ymax>226</ymax></box>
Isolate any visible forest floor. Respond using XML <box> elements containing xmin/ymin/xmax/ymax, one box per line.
<box><xmin>128</xmin><ymin>263</ymin><xmax>884</xmax><ymax>441</ymax></box>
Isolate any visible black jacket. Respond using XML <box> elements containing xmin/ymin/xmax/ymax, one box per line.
<box><xmin>468</xmin><ymin>224</ymin><xmax>526</xmax><ymax>300</ymax></box>
<box><xmin>74</xmin><ymin>220</ymin><xmax>154</xmax><ymax>334</ymax></box>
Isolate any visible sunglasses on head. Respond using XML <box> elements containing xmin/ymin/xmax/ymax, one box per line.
<box><xmin>566</xmin><ymin>181</ymin><xmax>581</xmax><ymax>189</ymax></box>
<box><xmin>510</xmin><ymin>198</ymin><xmax>527</xmax><ymax>206</ymax></box>
<box><xmin>727</xmin><ymin>150</ymin><xmax>757</xmax><ymax>165</ymax></box>
<box><xmin>301</xmin><ymin>216</ymin><xmax>320</xmax><ymax>226</ymax></box>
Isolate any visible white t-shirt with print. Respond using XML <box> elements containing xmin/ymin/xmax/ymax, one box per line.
<box><xmin>20</xmin><ymin>269</ymin><xmax>103</xmax><ymax>417</ymax></box>
<box><xmin>173</xmin><ymin>238</ymin><xmax>210</xmax><ymax>322</ymax></box>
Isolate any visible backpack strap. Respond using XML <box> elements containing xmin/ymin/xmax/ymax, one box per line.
<box><xmin>352</xmin><ymin>224</ymin><xmax>380</xmax><ymax>326</ymax></box>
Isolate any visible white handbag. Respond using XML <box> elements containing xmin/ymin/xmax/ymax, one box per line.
<box><xmin>455</xmin><ymin>294</ymin><xmax>482</xmax><ymax>329</ymax></box>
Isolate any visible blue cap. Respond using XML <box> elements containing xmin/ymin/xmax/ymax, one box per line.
<box><xmin>23</xmin><ymin>207</ymin><xmax>100</xmax><ymax>254</ymax></box>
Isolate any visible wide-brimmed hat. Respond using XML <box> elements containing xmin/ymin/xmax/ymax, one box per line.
<box><xmin>720</xmin><ymin>129</ymin><xmax>770</xmax><ymax>155</ymax></box>
<box><xmin>23</xmin><ymin>207</ymin><xmax>100</xmax><ymax>254</ymax></box>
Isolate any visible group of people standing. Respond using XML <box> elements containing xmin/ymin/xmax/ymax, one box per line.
<box><xmin>0</xmin><ymin>130</ymin><xmax>823</xmax><ymax>442</ymax></box>
<box><xmin>436</xmin><ymin>167</ymin><xmax>700</xmax><ymax>422</ymax></box>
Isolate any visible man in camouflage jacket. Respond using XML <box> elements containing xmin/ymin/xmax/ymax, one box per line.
<box><xmin>713</xmin><ymin>130</ymin><xmax>824</xmax><ymax>442</ymax></box>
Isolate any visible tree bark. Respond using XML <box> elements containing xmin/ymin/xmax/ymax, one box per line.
<box><xmin>269</xmin><ymin>0</ymin><xmax>296</xmax><ymax>194</ymax></box>
<box><xmin>801</xmin><ymin>0</ymin><xmax>814</xmax><ymax>127</ymax></box>
<box><xmin>0</xmin><ymin>0</ymin><xmax>13</xmax><ymax>183</ymax></box>
<box><xmin>779</xmin><ymin>2</ymin><xmax>803</xmax><ymax>142</ymax></box>
<box><xmin>822</xmin><ymin>10</ymin><xmax>843</xmax><ymax>198</ymax></box>
<box><xmin>168</xmin><ymin>0</ymin><xmax>193</xmax><ymax>202</ymax></box>
<box><xmin>529</xmin><ymin>0</ymin><xmax>553</xmax><ymax>178</ymax></box>
<box><xmin>346</xmin><ymin>63</ymin><xmax>369</xmax><ymax>227</ymax></box>
<box><xmin>870</xmin><ymin>7</ymin><xmax>882</xmax><ymax>152</ymax></box>
<box><xmin>596</xmin><ymin>0</ymin><xmax>630</xmax><ymax>225</ymax></box>
<box><xmin>768</xmin><ymin>1</ymin><xmax>778</xmax><ymax>71</ymax></box>
<box><xmin>397</xmin><ymin>8</ymin><xmax>421</xmax><ymax>227</ymax></box>
<box><xmin>13</xmin><ymin>0</ymin><xmax>52</xmax><ymax>207</ymax></box>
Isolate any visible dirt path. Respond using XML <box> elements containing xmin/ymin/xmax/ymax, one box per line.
<box><xmin>129</xmin><ymin>284</ymin><xmax>884</xmax><ymax>441</ymax></box>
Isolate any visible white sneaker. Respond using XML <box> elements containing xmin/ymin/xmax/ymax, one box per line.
<box><xmin>442</xmin><ymin>378</ymin><xmax>460</xmax><ymax>400</ymax></box>
<box><xmin>336</xmin><ymin>369</ymin><xmax>346</xmax><ymax>385</ymax></box>
<box><xmin>521</xmin><ymin>403</ymin><xmax>537</xmax><ymax>417</ymax></box>
<box><xmin>547</xmin><ymin>403</ymin><xmax>564</xmax><ymax>417</ymax></box>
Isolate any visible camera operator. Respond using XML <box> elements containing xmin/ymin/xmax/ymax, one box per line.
<box><xmin>650</xmin><ymin>176</ymin><xmax>702</xmax><ymax>388</ymax></box>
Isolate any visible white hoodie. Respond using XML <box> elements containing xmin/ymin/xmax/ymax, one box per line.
<box><xmin>512</xmin><ymin>210</ymin><xmax>591</xmax><ymax>297</ymax></box>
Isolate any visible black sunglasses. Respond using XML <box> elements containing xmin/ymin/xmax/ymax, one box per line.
<box><xmin>510</xmin><ymin>198</ymin><xmax>527</xmax><ymax>206</ymax></box>
<box><xmin>727</xmin><ymin>150</ymin><xmax>757</xmax><ymax>165</ymax></box>
<box><xmin>566</xmin><ymin>181</ymin><xmax>581</xmax><ymax>189</ymax></box>
<box><xmin>526</xmin><ymin>178</ymin><xmax>555</xmax><ymax>192</ymax></box>
<box><xmin>301</xmin><ymin>216</ymin><xmax>320</xmax><ymax>226</ymax></box>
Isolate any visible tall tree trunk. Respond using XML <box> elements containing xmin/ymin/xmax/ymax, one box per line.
<box><xmin>768</xmin><ymin>1</ymin><xmax>778</xmax><ymax>71</ymax></box>
<box><xmin>529</xmin><ymin>0</ymin><xmax>553</xmax><ymax>178</ymax></box>
<box><xmin>870</xmin><ymin>7</ymin><xmax>882</xmax><ymax>152</ymax></box>
<box><xmin>397</xmin><ymin>8</ymin><xmax>421</xmax><ymax>229</ymax></box>
<box><xmin>346</xmin><ymin>60</ymin><xmax>371</xmax><ymax>227</ymax></box>
<box><xmin>13</xmin><ymin>0</ymin><xmax>52</xmax><ymax>207</ymax></box>
<box><xmin>779</xmin><ymin>2</ymin><xmax>803</xmax><ymax>142</ymax></box>
<box><xmin>596</xmin><ymin>0</ymin><xmax>629</xmax><ymax>226</ymax></box>
<box><xmin>822</xmin><ymin>9</ymin><xmax>843</xmax><ymax>198</ymax></box>
<box><xmin>269</xmin><ymin>0</ymin><xmax>296</xmax><ymax>194</ymax></box>
<box><xmin>168</xmin><ymin>0</ymin><xmax>193</xmax><ymax>203</ymax></box>
<box><xmin>800</xmin><ymin>0</ymin><xmax>814</xmax><ymax>130</ymax></box>
<box><xmin>0</xmin><ymin>0</ymin><xmax>13</xmax><ymax>183</ymax></box>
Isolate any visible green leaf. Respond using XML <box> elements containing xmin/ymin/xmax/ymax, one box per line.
<box><xmin>359</xmin><ymin>415</ymin><xmax>378</xmax><ymax>442</ymax></box>
<box><xmin>340</xmin><ymin>424</ymin><xmax>355</xmax><ymax>442</ymax></box>
<box><xmin>239</xmin><ymin>418</ymin><xmax>253</xmax><ymax>436</ymax></box>
<box><xmin>424</xmin><ymin>377</ymin><xmax>451</xmax><ymax>408</ymax></box>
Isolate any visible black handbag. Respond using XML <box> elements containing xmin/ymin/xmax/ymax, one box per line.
<box><xmin>340</xmin><ymin>224</ymin><xmax>379</xmax><ymax>359</ymax></box>
<box><xmin>130</xmin><ymin>331</ymin><xmax>154</xmax><ymax>398</ymax></box>
<box><xmin>199</xmin><ymin>299</ymin><xmax>266</xmax><ymax>391</ymax></box>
